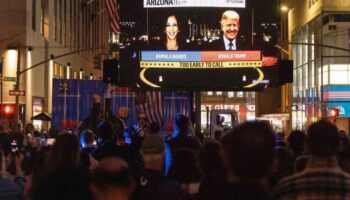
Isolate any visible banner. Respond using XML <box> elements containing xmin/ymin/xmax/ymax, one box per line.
<box><xmin>52</xmin><ymin>79</ymin><xmax>191</xmax><ymax>130</ymax></box>
<box><xmin>143</xmin><ymin>0</ymin><xmax>246</xmax><ymax>8</ymax></box>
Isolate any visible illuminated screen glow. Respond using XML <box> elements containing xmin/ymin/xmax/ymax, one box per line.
<box><xmin>119</xmin><ymin>1</ymin><xmax>278</xmax><ymax>90</ymax></box>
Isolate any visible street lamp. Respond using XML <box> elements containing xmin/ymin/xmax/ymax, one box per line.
<box><xmin>281</xmin><ymin>5</ymin><xmax>289</xmax><ymax>12</ymax></box>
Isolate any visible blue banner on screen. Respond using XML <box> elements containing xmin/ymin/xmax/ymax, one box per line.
<box><xmin>141</xmin><ymin>51</ymin><xmax>202</xmax><ymax>62</ymax></box>
<box><xmin>327</xmin><ymin>102</ymin><xmax>350</xmax><ymax>117</ymax></box>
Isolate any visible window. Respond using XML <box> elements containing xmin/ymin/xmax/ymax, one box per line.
<box><xmin>59</xmin><ymin>0</ymin><xmax>63</xmax><ymax>43</ymax></box>
<box><xmin>54</xmin><ymin>63</ymin><xmax>59</xmax><ymax>77</ymax></box>
<box><xmin>237</xmin><ymin>92</ymin><xmax>244</xmax><ymax>98</ymax></box>
<box><xmin>216</xmin><ymin>91</ymin><xmax>223</xmax><ymax>96</ymax></box>
<box><xmin>207</xmin><ymin>91</ymin><xmax>213</xmax><ymax>96</ymax></box>
<box><xmin>330</xmin><ymin>64</ymin><xmax>350</xmax><ymax>84</ymax></box>
<box><xmin>32</xmin><ymin>0</ymin><xmax>36</xmax><ymax>31</ymax></box>
<box><xmin>59</xmin><ymin>64</ymin><xmax>64</xmax><ymax>78</ymax></box>
<box><xmin>54</xmin><ymin>0</ymin><xmax>57</xmax><ymax>40</ymax></box>
<box><xmin>228</xmin><ymin>92</ymin><xmax>234</xmax><ymax>98</ymax></box>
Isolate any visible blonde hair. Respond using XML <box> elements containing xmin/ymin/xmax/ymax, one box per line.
<box><xmin>220</xmin><ymin>10</ymin><xmax>240</xmax><ymax>24</ymax></box>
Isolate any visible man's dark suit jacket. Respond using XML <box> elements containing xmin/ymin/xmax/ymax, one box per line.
<box><xmin>207</xmin><ymin>36</ymin><xmax>250</xmax><ymax>51</ymax></box>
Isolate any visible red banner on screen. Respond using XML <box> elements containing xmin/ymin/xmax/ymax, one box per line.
<box><xmin>202</xmin><ymin>51</ymin><xmax>261</xmax><ymax>62</ymax></box>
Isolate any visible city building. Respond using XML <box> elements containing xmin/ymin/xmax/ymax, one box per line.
<box><xmin>285</xmin><ymin>0</ymin><xmax>350</xmax><ymax>132</ymax></box>
<box><xmin>0</xmin><ymin>0</ymin><xmax>110</xmax><ymax>130</ymax></box>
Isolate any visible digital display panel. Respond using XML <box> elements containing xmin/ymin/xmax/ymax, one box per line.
<box><xmin>119</xmin><ymin>0</ymin><xmax>278</xmax><ymax>90</ymax></box>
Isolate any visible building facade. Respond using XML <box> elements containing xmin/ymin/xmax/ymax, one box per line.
<box><xmin>287</xmin><ymin>0</ymin><xmax>350</xmax><ymax>132</ymax></box>
<box><xmin>0</xmin><ymin>0</ymin><xmax>110</xmax><ymax>129</ymax></box>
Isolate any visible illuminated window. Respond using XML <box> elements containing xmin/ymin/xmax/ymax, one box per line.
<box><xmin>216</xmin><ymin>91</ymin><xmax>223</xmax><ymax>96</ymax></box>
<box><xmin>53</xmin><ymin>63</ymin><xmax>58</xmax><ymax>77</ymax></box>
<box><xmin>207</xmin><ymin>91</ymin><xmax>213</xmax><ymax>96</ymax></box>
<box><xmin>228</xmin><ymin>92</ymin><xmax>234</xmax><ymax>98</ymax></box>
<box><xmin>59</xmin><ymin>64</ymin><xmax>63</xmax><ymax>78</ymax></box>
<box><xmin>237</xmin><ymin>92</ymin><xmax>244</xmax><ymax>98</ymax></box>
<box><xmin>330</xmin><ymin>64</ymin><xmax>350</xmax><ymax>84</ymax></box>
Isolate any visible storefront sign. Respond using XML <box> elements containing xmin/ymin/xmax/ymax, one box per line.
<box><xmin>201</xmin><ymin>104</ymin><xmax>255</xmax><ymax>112</ymax></box>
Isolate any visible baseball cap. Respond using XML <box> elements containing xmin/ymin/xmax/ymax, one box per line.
<box><xmin>141</xmin><ymin>134</ymin><xmax>165</xmax><ymax>154</ymax></box>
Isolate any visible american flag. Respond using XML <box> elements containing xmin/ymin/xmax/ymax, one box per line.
<box><xmin>135</xmin><ymin>91</ymin><xmax>163</xmax><ymax>126</ymax></box>
<box><xmin>104</xmin><ymin>0</ymin><xmax>120</xmax><ymax>34</ymax></box>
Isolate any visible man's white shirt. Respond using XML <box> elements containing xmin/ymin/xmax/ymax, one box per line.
<box><xmin>223</xmin><ymin>37</ymin><xmax>237</xmax><ymax>50</ymax></box>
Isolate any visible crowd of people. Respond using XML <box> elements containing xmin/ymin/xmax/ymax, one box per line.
<box><xmin>1</xmin><ymin>107</ymin><xmax>350</xmax><ymax>199</ymax></box>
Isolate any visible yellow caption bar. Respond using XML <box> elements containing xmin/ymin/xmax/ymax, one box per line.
<box><xmin>140</xmin><ymin>61</ymin><xmax>263</xmax><ymax>69</ymax></box>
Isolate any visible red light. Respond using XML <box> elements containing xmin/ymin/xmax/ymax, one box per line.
<box><xmin>5</xmin><ymin>106</ymin><xmax>10</xmax><ymax>113</ymax></box>
<box><xmin>4</xmin><ymin>105</ymin><xmax>14</xmax><ymax>114</ymax></box>
<box><xmin>330</xmin><ymin>108</ymin><xmax>339</xmax><ymax>117</ymax></box>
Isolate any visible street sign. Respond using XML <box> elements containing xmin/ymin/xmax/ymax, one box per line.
<box><xmin>9</xmin><ymin>90</ymin><xmax>26</xmax><ymax>96</ymax></box>
<box><xmin>4</xmin><ymin>77</ymin><xmax>16</xmax><ymax>82</ymax></box>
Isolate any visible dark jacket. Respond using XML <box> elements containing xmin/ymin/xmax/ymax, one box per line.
<box><xmin>225</xmin><ymin>183</ymin><xmax>274</xmax><ymax>200</ymax></box>
<box><xmin>32</xmin><ymin>167</ymin><xmax>92</xmax><ymax>200</ymax></box>
<box><xmin>91</xmin><ymin>141</ymin><xmax>131</xmax><ymax>163</ymax></box>
<box><xmin>132</xmin><ymin>169</ymin><xmax>189</xmax><ymax>200</ymax></box>
<box><xmin>207</xmin><ymin>36</ymin><xmax>250</xmax><ymax>51</ymax></box>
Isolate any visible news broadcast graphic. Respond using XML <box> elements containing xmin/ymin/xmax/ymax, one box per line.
<box><xmin>119</xmin><ymin>0</ymin><xmax>278</xmax><ymax>90</ymax></box>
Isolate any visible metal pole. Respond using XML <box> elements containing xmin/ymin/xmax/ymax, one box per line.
<box><xmin>15</xmin><ymin>47</ymin><xmax>20</xmax><ymax>131</ymax></box>
<box><xmin>195</xmin><ymin>91</ymin><xmax>201</xmax><ymax>136</ymax></box>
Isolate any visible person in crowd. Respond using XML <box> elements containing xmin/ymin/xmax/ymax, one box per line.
<box><xmin>25</xmin><ymin>123</ymin><xmax>35</xmax><ymax>135</ymax></box>
<box><xmin>165</xmin><ymin>114</ymin><xmax>201</xmax><ymax>175</ymax></box>
<box><xmin>80</xmin><ymin>129</ymin><xmax>96</xmax><ymax>172</ymax></box>
<box><xmin>90</xmin><ymin>157</ymin><xmax>134</xmax><ymax>200</ymax></box>
<box><xmin>132</xmin><ymin>134</ymin><xmax>188</xmax><ymax>200</ymax></box>
<box><xmin>214</xmin><ymin>130</ymin><xmax>223</xmax><ymax>142</ymax></box>
<box><xmin>198</xmin><ymin>141</ymin><xmax>227</xmax><ymax>200</ymax></box>
<box><xmin>133</xmin><ymin>113</ymin><xmax>148</xmax><ymax>138</ymax></box>
<box><xmin>209</xmin><ymin>10</ymin><xmax>248</xmax><ymax>50</ymax></box>
<box><xmin>110</xmin><ymin>106</ymin><xmax>130</xmax><ymax>143</ymax></box>
<box><xmin>287</xmin><ymin>130</ymin><xmax>309</xmax><ymax>173</ymax></box>
<box><xmin>287</xmin><ymin>130</ymin><xmax>306</xmax><ymax>160</ymax></box>
<box><xmin>80</xmin><ymin>129</ymin><xmax>95</xmax><ymax>152</ymax></box>
<box><xmin>91</xmin><ymin>120</ymin><xmax>130</xmax><ymax>163</ymax></box>
<box><xmin>0</xmin><ymin>148</ymin><xmax>24</xmax><ymax>200</ymax></box>
<box><xmin>148</xmin><ymin>122</ymin><xmax>161</xmax><ymax>135</ymax></box>
<box><xmin>32</xmin><ymin>133</ymin><xmax>92</xmax><ymax>200</ymax></box>
<box><xmin>81</xmin><ymin>94</ymin><xmax>102</xmax><ymax>134</ymax></box>
<box><xmin>220</xmin><ymin>121</ymin><xmax>275</xmax><ymax>200</ymax></box>
<box><xmin>275</xmin><ymin>120</ymin><xmax>350</xmax><ymax>199</ymax></box>
<box><xmin>167</xmin><ymin>149</ymin><xmax>201</xmax><ymax>198</ymax></box>
<box><xmin>338</xmin><ymin>130</ymin><xmax>350</xmax><ymax>173</ymax></box>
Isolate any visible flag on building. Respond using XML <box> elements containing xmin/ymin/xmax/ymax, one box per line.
<box><xmin>135</xmin><ymin>92</ymin><xmax>163</xmax><ymax>126</ymax></box>
<box><xmin>104</xmin><ymin>0</ymin><xmax>120</xmax><ymax>34</ymax></box>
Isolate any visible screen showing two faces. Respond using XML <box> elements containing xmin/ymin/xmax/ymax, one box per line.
<box><xmin>119</xmin><ymin>0</ymin><xmax>278</xmax><ymax>90</ymax></box>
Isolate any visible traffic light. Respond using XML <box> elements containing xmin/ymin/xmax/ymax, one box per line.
<box><xmin>2</xmin><ymin>104</ymin><xmax>15</xmax><ymax>117</ymax></box>
<box><xmin>330</xmin><ymin>108</ymin><xmax>339</xmax><ymax>117</ymax></box>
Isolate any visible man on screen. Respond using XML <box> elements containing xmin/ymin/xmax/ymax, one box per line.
<box><xmin>209</xmin><ymin>10</ymin><xmax>246</xmax><ymax>51</ymax></box>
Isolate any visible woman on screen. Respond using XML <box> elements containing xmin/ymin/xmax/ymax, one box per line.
<box><xmin>164</xmin><ymin>15</ymin><xmax>180</xmax><ymax>50</ymax></box>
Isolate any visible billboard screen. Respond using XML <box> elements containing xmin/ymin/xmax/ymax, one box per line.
<box><xmin>119</xmin><ymin>0</ymin><xmax>278</xmax><ymax>90</ymax></box>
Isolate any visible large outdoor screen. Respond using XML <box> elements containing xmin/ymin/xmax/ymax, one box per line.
<box><xmin>119</xmin><ymin>0</ymin><xmax>278</xmax><ymax>90</ymax></box>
